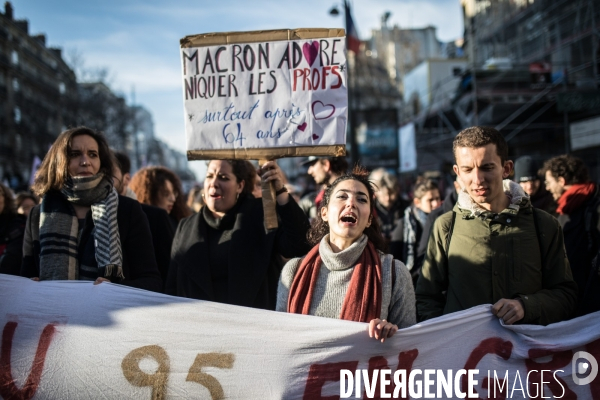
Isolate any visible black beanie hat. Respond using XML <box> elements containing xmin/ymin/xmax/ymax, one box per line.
<box><xmin>514</xmin><ymin>156</ymin><xmax>539</xmax><ymax>182</ymax></box>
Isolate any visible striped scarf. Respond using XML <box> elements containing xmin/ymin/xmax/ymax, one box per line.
<box><xmin>39</xmin><ymin>174</ymin><xmax>123</xmax><ymax>281</ymax></box>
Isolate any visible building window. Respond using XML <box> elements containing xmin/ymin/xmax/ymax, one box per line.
<box><xmin>14</xmin><ymin>107</ymin><xmax>21</xmax><ymax>123</ymax></box>
<box><xmin>12</xmin><ymin>78</ymin><xmax>19</xmax><ymax>92</ymax></box>
<box><xmin>59</xmin><ymin>82</ymin><xmax>65</xmax><ymax>94</ymax></box>
<box><xmin>11</xmin><ymin>50</ymin><xmax>18</xmax><ymax>65</ymax></box>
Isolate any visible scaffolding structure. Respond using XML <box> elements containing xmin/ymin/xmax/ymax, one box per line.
<box><xmin>410</xmin><ymin>0</ymin><xmax>600</xmax><ymax>180</ymax></box>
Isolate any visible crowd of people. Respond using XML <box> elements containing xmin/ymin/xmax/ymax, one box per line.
<box><xmin>1</xmin><ymin>125</ymin><xmax>599</xmax><ymax>343</ymax></box>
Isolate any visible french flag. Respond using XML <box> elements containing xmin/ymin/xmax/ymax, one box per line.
<box><xmin>344</xmin><ymin>0</ymin><xmax>361</xmax><ymax>53</ymax></box>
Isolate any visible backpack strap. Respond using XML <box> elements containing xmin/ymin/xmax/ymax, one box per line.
<box><xmin>445</xmin><ymin>211</ymin><xmax>456</xmax><ymax>256</ymax></box>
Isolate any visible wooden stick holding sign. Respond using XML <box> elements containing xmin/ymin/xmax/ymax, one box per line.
<box><xmin>180</xmin><ymin>28</ymin><xmax>348</xmax><ymax>228</ymax></box>
<box><xmin>259</xmin><ymin>159</ymin><xmax>278</xmax><ymax>229</ymax></box>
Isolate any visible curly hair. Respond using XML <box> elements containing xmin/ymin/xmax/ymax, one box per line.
<box><xmin>453</xmin><ymin>126</ymin><xmax>509</xmax><ymax>164</ymax></box>
<box><xmin>327</xmin><ymin>157</ymin><xmax>349</xmax><ymax>176</ymax></box>
<box><xmin>542</xmin><ymin>155</ymin><xmax>589</xmax><ymax>185</ymax></box>
<box><xmin>32</xmin><ymin>127</ymin><xmax>115</xmax><ymax>196</ymax></box>
<box><xmin>307</xmin><ymin>165</ymin><xmax>387</xmax><ymax>252</ymax></box>
<box><xmin>0</xmin><ymin>182</ymin><xmax>15</xmax><ymax>215</ymax></box>
<box><xmin>130</xmin><ymin>166</ymin><xmax>192</xmax><ymax>221</ymax></box>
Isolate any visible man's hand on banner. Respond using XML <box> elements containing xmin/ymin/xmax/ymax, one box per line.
<box><xmin>492</xmin><ymin>298</ymin><xmax>525</xmax><ymax>325</ymax></box>
<box><xmin>368</xmin><ymin>318</ymin><xmax>398</xmax><ymax>343</ymax></box>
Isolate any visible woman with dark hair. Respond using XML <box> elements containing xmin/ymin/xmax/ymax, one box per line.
<box><xmin>15</xmin><ymin>192</ymin><xmax>39</xmax><ymax>218</ymax></box>
<box><xmin>277</xmin><ymin>167</ymin><xmax>416</xmax><ymax>342</ymax></box>
<box><xmin>0</xmin><ymin>183</ymin><xmax>26</xmax><ymax>276</ymax></box>
<box><xmin>129</xmin><ymin>166</ymin><xmax>192</xmax><ymax>229</ymax></box>
<box><xmin>166</xmin><ymin>159</ymin><xmax>311</xmax><ymax>310</ymax></box>
<box><xmin>21</xmin><ymin>127</ymin><xmax>162</xmax><ymax>291</ymax></box>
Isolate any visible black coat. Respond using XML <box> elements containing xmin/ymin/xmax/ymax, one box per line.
<box><xmin>22</xmin><ymin>195</ymin><xmax>162</xmax><ymax>292</ymax></box>
<box><xmin>166</xmin><ymin>194</ymin><xmax>311</xmax><ymax>310</ymax></box>
<box><xmin>530</xmin><ymin>186</ymin><xmax>557</xmax><ymax>215</ymax></box>
<box><xmin>140</xmin><ymin>203</ymin><xmax>175</xmax><ymax>289</ymax></box>
<box><xmin>557</xmin><ymin>186</ymin><xmax>600</xmax><ymax>311</ymax></box>
<box><xmin>0</xmin><ymin>213</ymin><xmax>26</xmax><ymax>276</ymax></box>
<box><xmin>374</xmin><ymin>197</ymin><xmax>409</xmax><ymax>243</ymax></box>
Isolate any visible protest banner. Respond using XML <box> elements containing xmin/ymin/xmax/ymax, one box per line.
<box><xmin>1</xmin><ymin>274</ymin><xmax>599</xmax><ymax>399</ymax></box>
<box><xmin>180</xmin><ymin>28</ymin><xmax>348</xmax><ymax>228</ymax></box>
<box><xmin>180</xmin><ymin>28</ymin><xmax>348</xmax><ymax>161</ymax></box>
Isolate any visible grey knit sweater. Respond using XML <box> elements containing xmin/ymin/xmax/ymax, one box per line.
<box><xmin>276</xmin><ymin>234</ymin><xmax>416</xmax><ymax>328</ymax></box>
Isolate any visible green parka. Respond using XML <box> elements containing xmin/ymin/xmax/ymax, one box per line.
<box><xmin>416</xmin><ymin>184</ymin><xmax>577</xmax><ymax>325</ymax></box>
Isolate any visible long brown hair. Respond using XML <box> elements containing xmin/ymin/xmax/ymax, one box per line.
<box><xmin>32</xmin><ymin>127</ymin><xmax>114</xmax><ymax>196</ymax></box>
<box><xmin>307</xmin><ymin>166</ymin><xmax>387</xmax><ymax>252</ymax></box>
<box><xmin>130</xmin><ymin>166</ymin><xmax>192</xmax><ymax>221</ymax></box>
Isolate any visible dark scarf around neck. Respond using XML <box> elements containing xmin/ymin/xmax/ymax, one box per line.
<box><xmin>202</xmin><ymin>193</ymin><xmax>247</xmax><ymax>230</ymax></box>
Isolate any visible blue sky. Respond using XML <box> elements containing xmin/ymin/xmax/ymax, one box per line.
<box><xmin>12</xmin><ymin>0</ymin><xmax>463</xmax><ymax>179</ymax></box>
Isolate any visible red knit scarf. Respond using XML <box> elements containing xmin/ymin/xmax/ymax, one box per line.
<box><xmin>287</xmin><ymin>240</ymin><xmax>382</xmax><ymax>322</ymax></box>
<box><xmin>556</xmin><ymin>182</ymin><xmax>596</xmax><ymax>215</ymax></box>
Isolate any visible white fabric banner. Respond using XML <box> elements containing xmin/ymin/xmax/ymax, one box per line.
<box><xmin>399</xmin><ymin>123</ymin><xmax>417</xmax><ymax>173</ymax></box>
<box><xmin>181</xmin><ymin>37</ymin><xmax>348</xmax><ymax>152</ymax></box>
<box><xmin>1</xmin><ymin>274</ymin><xmax>599</xmax><ymax>400</ymax></box>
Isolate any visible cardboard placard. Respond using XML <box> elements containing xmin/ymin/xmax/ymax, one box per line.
<box><xmin>180</xmin><ymin>28</ymin><xmax>348</xmax><ymax>160</ymax></box>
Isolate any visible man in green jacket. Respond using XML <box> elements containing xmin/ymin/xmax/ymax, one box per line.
<box><xmin>416</xmin><ymin>126</ymin><xmax>577</xmax><ymax>325</ymax></box>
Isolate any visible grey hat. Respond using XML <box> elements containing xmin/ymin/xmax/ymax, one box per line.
<box><xmin>300</xmin><ymin>156</ymin><xmax>320</xmax><ymax>167</ymax></box>
<box><xmin>514</xmin><ymin>156</ymin><xmax>539</xmax><ymax>182</ymax></box>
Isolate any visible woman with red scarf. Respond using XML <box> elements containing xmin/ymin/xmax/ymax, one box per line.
<box><xmin>276</xmin><ymin>167</ymin><xmax>416</xmax><ymax>342</ymax></box>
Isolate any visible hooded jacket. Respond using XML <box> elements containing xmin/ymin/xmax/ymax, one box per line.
<box><xmin>416</xmin><ymin>180</ymin><xmax>577</xmax><ymax>325</ymax></box>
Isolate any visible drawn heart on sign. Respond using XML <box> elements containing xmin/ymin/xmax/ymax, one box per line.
<box><xmin>303</xmin><ymin>41</ymin><xmax>319</xmax><ymax>67</ymax></box>
<box><xmin>312</xmin><ymin>101</ymin><xmax>336</xmax><ymax>120</ymax></box>
<box><xmin>298</xmin><ymin>122</ymin><xmax>307</xmax><ymax>131</ymax></box>
<box><xmin>312</xmin><ymin>134</ymin><xmax>320</xmax><ymax>140</ymax></box>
